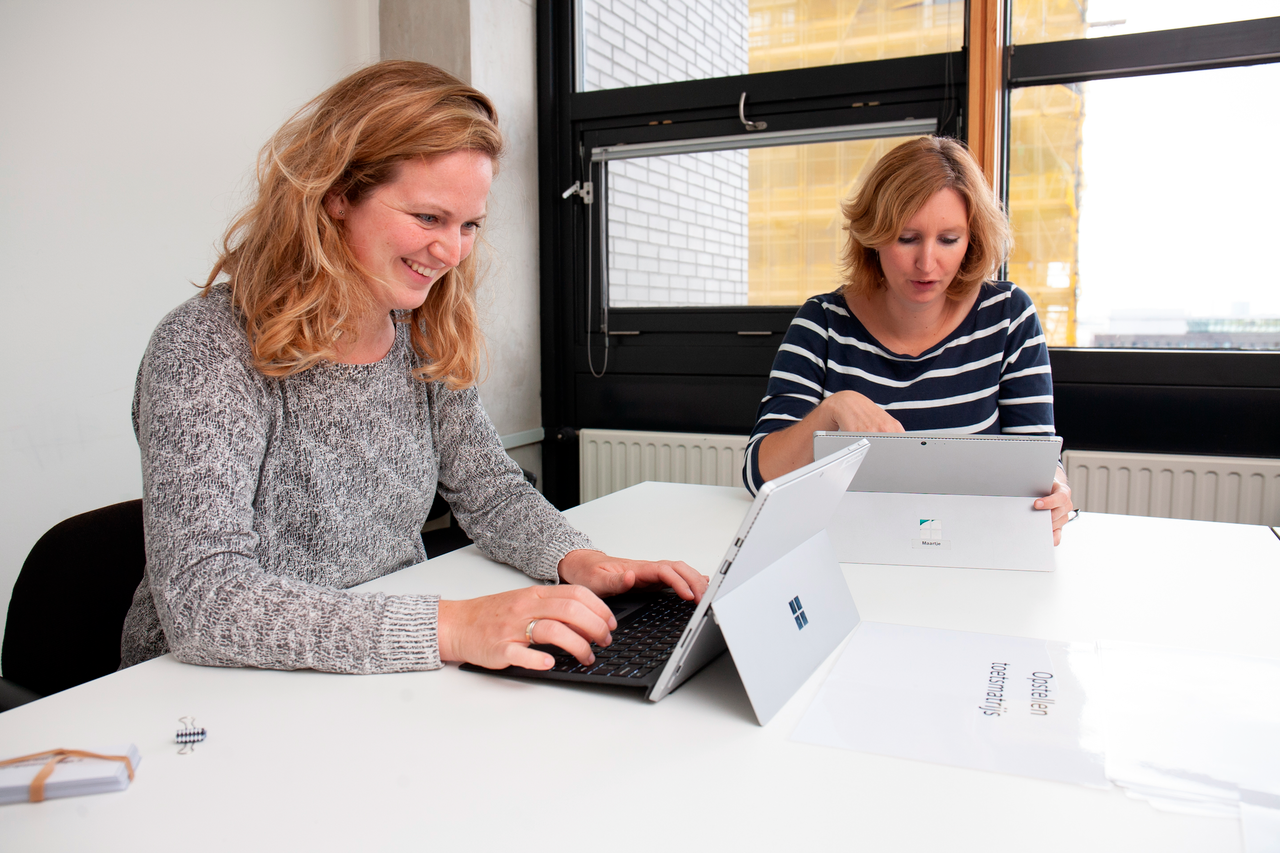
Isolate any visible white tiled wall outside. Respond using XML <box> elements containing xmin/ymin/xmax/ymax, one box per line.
<box><xmin>580</xmin><ymin>0</ymin><xmax>748</xmax><ymax>91</ymax></box>
<box><xmin>607</xmin><ymin>152</ymin><xmax>749</xmax><ymax>306</ymax></box>
<box><xmin>582</xmin><ymin>0</ymin><xmax>751</xmax><ymax>307</ymax></box>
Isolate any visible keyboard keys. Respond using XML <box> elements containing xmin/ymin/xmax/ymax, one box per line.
<box><xmin>535</xmin><ymin>592</ymin><xmax>696</xmax><ymax>682</ymax></box>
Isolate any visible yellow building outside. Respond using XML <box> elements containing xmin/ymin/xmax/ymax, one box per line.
<box><xmin>746</xmin><ymin>0</ymin><xmax>1086</xmax><ymax>346</ymax></box>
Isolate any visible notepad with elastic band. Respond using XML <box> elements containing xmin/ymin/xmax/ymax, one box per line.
<box><xmin>0</xmin><ymin>745</ymin><xmax>140</xmax><ymax>804</ymax></box>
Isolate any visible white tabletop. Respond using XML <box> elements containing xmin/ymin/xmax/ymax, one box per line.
<box><xmin>1</xmin><ymin>482</ymin><xmax>1277</xmax><ymax>851</ymax></box>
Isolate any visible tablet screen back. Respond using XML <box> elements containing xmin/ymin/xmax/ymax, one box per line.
<box><xmin>813</xmin><ymin>432</ymin><xmax>1060</xmax><ymax>497</ymax></box>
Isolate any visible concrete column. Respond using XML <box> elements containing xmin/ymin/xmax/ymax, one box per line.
<box><xmin>380</xmin><ymin>0</ymin><xmax>471</xmax><ymax>83</ymax></box>
<box><xmin>377</xmin><ymin>0</ymin><xmax>544</xmax><ymax>485</ymax></box>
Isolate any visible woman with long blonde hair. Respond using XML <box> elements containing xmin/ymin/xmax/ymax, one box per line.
<box><xmin>122</xmin><ymin>61</ymin><xmax>706</xmax><ymax>675</ymax></box>
<box><xmin>745</xmin><ymin>136</ymin><xmax>1074</xmax><ymax>543</ymax></box>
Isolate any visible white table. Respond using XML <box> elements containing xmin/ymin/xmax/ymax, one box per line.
<box><xmin>2</xmin><ymin>483</ymin><xmax>1277</xmax><ymax>851</ymax></box>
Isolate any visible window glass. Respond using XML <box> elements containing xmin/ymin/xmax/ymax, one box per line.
<box><xmin>607</xmin><ymin>149</ymin><xmax>749</xmax><ymax>307</ymax></box>
<box><xmin>1008</xmin><ymin>64</ymin><xmax>1280</xmax><ymax>350</ymax></box>
<box><xmin>1007</xmin><ymin>82</ymin><xmax>1084</xmax><ymax>346</ymax></box>
<box><xmin>748</xmin><ymin>0</ymin><xmax>963</xmax><ymax>72</ymax></box>
<box><xmin>578</xmin><ymin>0</ymin><xmax>962</xmax><ymax>93</ymax></box>
<box><xmin>607</xmin><ymin>135</ymin><xmax>923</xmax><ymax>307</ymax></box>
<box><xmin>1012</xmin><ymin>0</ymin><xmax>1278</xmax><ymax>45</ymax></box>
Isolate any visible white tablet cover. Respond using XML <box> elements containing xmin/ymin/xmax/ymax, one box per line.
<box><xmin>712</xmin><ymin>529</ymin><xmax>860</xmax><ymax>725</ymax></box>
<box><xmin>814</xmin><ymin>432</ymin><xmax>1059</xmax><ymax>572</ymax></box>
<box><xmin>828</xmin><ymin>491</ymin><xmax>1056</xmax><ymax>572</ymax></box>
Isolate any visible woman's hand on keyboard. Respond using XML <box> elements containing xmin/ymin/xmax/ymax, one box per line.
<box><xmin>438</xmin><ymin>585</ymin><xmax>617</xmax><ymax>670</ymax></box>
<box><xmin>557</xmin><ymin>550</ymin><xmax>709</xmax><ymax>604</ymax></box>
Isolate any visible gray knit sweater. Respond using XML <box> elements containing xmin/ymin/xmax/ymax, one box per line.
<box><xmin>119</xmin><ymin>285</ymin><xmax>592</xmax><ymax>673</ymax></box>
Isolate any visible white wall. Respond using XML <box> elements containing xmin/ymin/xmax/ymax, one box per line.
<box><xmin>0</xmin><ymin>0</ymin><xmax>380</xmax><ymax>648</ymax></box>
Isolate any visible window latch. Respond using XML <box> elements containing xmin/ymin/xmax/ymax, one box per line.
<box><xmin>738</xmin><ymin>92</ymin><xmax>767</xmax><ymax>132</ymax></box>
<box><xmin>561</xmin><ymin>180</ymin><xmax>594</xmax><ymax>204</ymax></box>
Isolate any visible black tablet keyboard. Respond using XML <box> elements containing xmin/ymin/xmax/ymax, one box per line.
<box><xmin>542</xmin><ymin>590</ymin><xmax>695</xmax><ymax>680</ymax></box>
<box><xmin>460</xmin><ymin>590</ymin><xmax>697</xmax><ymax>686</ymax></box>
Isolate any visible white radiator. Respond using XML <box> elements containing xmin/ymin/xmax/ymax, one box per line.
<box><xmin>1063</xmin><ymin>450</ymin><xmax>1280</xmax><ymax>527</ymax></box>
<box><xmin>579</xmin><ymin>429</ymin><xmax>749</xmax><ymax>503</ymax></box>
<box><xmin>578</xmin><ymin>434</ymin><xmax>1280</xmax><ymax>527</ymax></box>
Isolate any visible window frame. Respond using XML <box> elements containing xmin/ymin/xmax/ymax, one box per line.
<box><xmin>1008</xmin><ymin>16</ymin><xmax>1280</xmax><ymax>86</ymax></box>
<box><xmin>537</xmin><ymin>1</ymin><xmax>1280</xmax><ymax>509</ymax></box>
<box><xmin>999</xmin><ymin>15</ymin><xmax>1280</xmax><ymax>462</ymax></box>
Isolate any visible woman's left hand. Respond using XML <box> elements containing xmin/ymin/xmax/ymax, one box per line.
<box><xmin>1033</xmin><ymin>466</ymin><xmax>1074</xmax><ymax>546</ymax></box>
<box><xmin>557</xmin><ymin>550</ymin><xmax>709</xmax><ymax>603</ymax></box>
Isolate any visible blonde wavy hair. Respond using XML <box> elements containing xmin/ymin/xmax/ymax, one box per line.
<box><xmin>206</xmin><ymin>60</ymin><xmax>503</xmax><ymax>388</ymax></box>
<box><xmin>840</xmin><ymin>136</ymin><xmax>1011</xmax><ymax>302</ymax></box>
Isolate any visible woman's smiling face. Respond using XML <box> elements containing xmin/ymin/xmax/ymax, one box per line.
<box><xmin>329</xmin><ymin>149</ymin><xmax>493</xmax><ymax>314</ymax></box>
<box><xmin>876</xmin><ymin>187</ymin><xmax>970</xmax><ymax>309</ymax></box>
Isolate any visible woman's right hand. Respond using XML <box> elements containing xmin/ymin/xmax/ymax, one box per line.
<box><xmin>437</xmin><ymin>585</ymin><xmax>618</xmax><ymax>670</ymax></box>
<box><xmin>757</xmin><ymin>391</ymin><xmax>902</xmax><ymax>482</ymax></box>
<box><xmin>820</xmin><ymin>390</ymin><xmax>905</xmax><ymax>434</ymax></box>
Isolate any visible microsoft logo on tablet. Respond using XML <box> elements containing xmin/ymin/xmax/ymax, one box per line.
<box><xmin>788</xmin><ymin>596</ymin><xmax>809</xmax><ymax>630</ymax></box>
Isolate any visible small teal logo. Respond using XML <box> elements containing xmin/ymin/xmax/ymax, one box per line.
<box><xmin>919</xmin><ymin>518</ymin><xmax>942</xmax><ymax>539</ymax></box>
<box><xmin>788</xmin><ymin>596</ymin><xmax>808</xmax><ymax>630</ymax></box>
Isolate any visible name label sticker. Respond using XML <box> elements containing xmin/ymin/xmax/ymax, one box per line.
<box><xmin>912</xmin><ymin>518</ymin><xmax>951</xmax><ymax>549</ymax></box>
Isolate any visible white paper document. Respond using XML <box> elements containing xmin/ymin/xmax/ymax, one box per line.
<box><xmin>791</xmin><ymin>622</ymin><xmax>1108</xmax><ymax>787</ymax></box>
<box><xmin>1243</xmin><ymin>803</ymin><xmax>1280</xmax><ymax>853</ymax></box>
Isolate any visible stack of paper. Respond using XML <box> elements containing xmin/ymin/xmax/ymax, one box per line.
<box><xmin>1097</xmin><ymin>641</ymin><xmax>1280</xmax><ymax>845</ymax></box>
<box><xmin>792</xmin><ymin>624</ymin><xmax>1280</xmax><ymax>851</ymax></box>
<box><xmin>0</xmin><ymin>745</ymin><xmax>141</xmax><ymax>804</ymax></box>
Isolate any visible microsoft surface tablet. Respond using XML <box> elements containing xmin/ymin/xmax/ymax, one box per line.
<box><xmin>462</xmin><ymin>440</ymin><xmax>870</xmax><ymax>724</ymax></box>
<box><xmin>813</xmin><ymin>432</ymin><xmax>1061</xmax><ymax>572</ymax></box>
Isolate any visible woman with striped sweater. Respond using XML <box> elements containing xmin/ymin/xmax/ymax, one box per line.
<box><xmin>745</xmin><ymin>136</ymin><xmax>1074</xmax><ymax>544</ymax></box>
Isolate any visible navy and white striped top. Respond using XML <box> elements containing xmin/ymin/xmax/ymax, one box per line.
<box><xmin>744</xmin><ymin>281</ymin><xmax>1055</xmax><ymax>494</ymax></box>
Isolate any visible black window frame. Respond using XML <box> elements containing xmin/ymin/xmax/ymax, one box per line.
<box><xmin>537</xmin><ymin>2</ymin><xmax>1280</xmax><ymax>509</ymax></box>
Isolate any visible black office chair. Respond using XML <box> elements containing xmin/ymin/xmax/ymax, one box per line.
<box><xmin>1</xmin><ymin>469</ymin><xmax>538</xmax><ymax>711</ymax></box>
<box><xmin>421</xmin><ymin>492</ymin><xmax>475</xmax><ymax>559</ymax></box>
<box><xmin>1</xmin><ymin>500</ymin><xmax>146</xmax><ymax>711</ymax></box>
<box><xmin>421</xmin><ymin>467</ymin><xmax>538</xmax><ymax>559</ymax></box>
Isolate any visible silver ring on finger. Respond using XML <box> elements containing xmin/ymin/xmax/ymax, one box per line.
<box><xmin>525</xmin><ymin>619</ymin><xmax>540</xmax><ymax>645</ymax></box>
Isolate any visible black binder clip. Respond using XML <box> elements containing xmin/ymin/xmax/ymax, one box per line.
<box><xmin>176</xmin><ymin>716</ymin><xmax>207</xmax><ymax>754</ymax></box>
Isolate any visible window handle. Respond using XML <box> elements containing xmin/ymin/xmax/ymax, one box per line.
<box><xmin>738</xmin><ymin>93</ymin><xmax>767</xmax><ymax>132</ymax></box>
<box><xmin>561</xmin><ymin>181</ymin><xmax>594</xmax><ymax>203</ymax></box>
